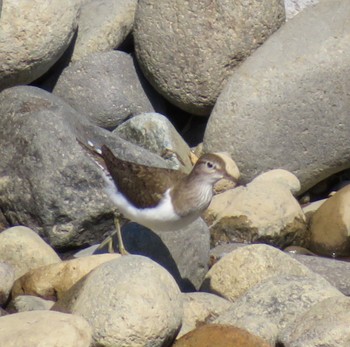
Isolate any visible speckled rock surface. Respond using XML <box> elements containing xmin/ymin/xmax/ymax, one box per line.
<box><xmin>53</xmin><ymin>51</ymin><xmax>156</xmax><ymax>129</ymax></box>
<box><xmin>0</xmin><ymin>310</ymin><xmax>92</xmax><ymax>347</ymax></box>
<box><xmin>204</xmin><ymin>0</ymin><xmax>350</xmax><ymax>192</ymax></box>
<box><xmin>72</xmin><ymin>0</ymin><xmax>137</xmax><ymax>61</ymax></box>
<box><xmin>0</xmin><ymin>226</ymin><xmax>61</xmax><ymax>280</ymax></box>
<box><xmin>0</xmin><ymin>0</ymin><xmax>79</xmax><ymax>90</ymax></box>
<box><xmin>53</xmin><ymin>256</ymin><xmax>182</xmax><ymax>347</ymax></box>
<box><xmin>134</xmin><ymin>0</ymin><xmax>285</xmax><ymax>115</ymax></box>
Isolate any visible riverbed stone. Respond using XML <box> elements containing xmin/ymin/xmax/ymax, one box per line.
<box><xmin>204</xmin><ymin>0</ymin><xmax>350</xmax><ymax>193</ymax></box>
<box><xmin>134</xmin><ymin>0</ymin><xmax>285</xmax><ymax>115</ymax></box>
<box><xmin>0</xmin><ymin>226</ymin><xmax>61</xmax><ymax>280</ymax></box>
<box><xmin>0</xmin><ymin>0</ymin><xmax>79</xmax><ymax>90</ymax></box>
<box><xmin>72</xmin><ymin>0</ymin><xmax>137</xmax><ymax>61</ymax></box>
<box><xmin>53</xmin><ymin>51</ymin><xmax>156</xmax><ymax>129</ymax></box>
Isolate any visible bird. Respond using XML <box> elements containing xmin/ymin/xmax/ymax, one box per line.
<box><xmin>78</xmin><ymin>139</ymin><xmax>240</xmax><ymax>255</ymax></box>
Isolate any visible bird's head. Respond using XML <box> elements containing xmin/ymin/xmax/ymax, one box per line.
<box><xmin>192</xmin><ymin>152</ymin><xmax>240</xmax><ymax>185</ymax></box>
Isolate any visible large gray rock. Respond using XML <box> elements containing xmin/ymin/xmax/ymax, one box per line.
<box><xmin>200</xmin><ymin>244</ymin><xmax>322</xmax><ymax>302</ymax></box>
<box><xmin>0</xmin><ymin>311</ymin><xmax>92</xmax><ymax>347</ymax></box>
<box><xmin>0</xmin><ymin>86</ymin><xmax>169</xmax><ymax>249</ymax></box>
<box><xmin>204</xmin><ymin>0</ymin><xmax>350</xmax><ymax>192</ymax></box>
<box><xmin>72</xmin><ymin>0</ymin><xmax>137</xmax><ymax>61</ymax></box>
<box><xmin>53</xmin><ymin>51</ymin><xmax>156</xmax><ymax>129</ymax></box>
<box><xmin>278</xmin><ymin>296</ymin><xmax>350</xmax><ymax>347</ymax></box>
<box><xmin>53</xmin><ymin>256</ymin><xmax>182</xmax><ymax>347</ymax></box>
<box><xmin>214</xmin><ymin>275</ymin><xmax>343</xmax><ymax>345</ymax></box>
<box><xmin>113</xmin><ymin>219</ymin><xmax>210</xmax><ymax>291</ymax></box>
<box><xmin>134</xmin><ymin>0</ymin><xmax>285</xmax><ymax>115</ymax></box>
<box><xmin>0</xmin><ymin>0</ymin><xmax>79</xmax><ymax>90</ymax></box>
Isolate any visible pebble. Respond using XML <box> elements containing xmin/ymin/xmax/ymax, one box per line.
<box><xmin>0</xmin><ymin>226</ymin><xmax>61</xmax><ymax>280</ymax></box>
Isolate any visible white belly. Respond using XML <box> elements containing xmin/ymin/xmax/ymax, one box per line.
<box><xmin>105</xmin><ymin>182</ymin><xmax>198</xmax><ymax>232</ymax></box>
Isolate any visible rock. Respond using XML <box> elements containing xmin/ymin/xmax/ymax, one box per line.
<box><xmin>204</xmin><ymin>170</ymin><xmax>306</xmax><ymax>248</ymax></box>
<box><xmin>173</xmin><ymin>324</ymin><xmax>271</xmax><ymax>347</ymax></box>
<box><xmin>96</xmin><ymin>219</ymin><xmax>210</xmax><ymax>291</ymax></box>
<box><xmin>0</xmin><ymin>226</ymin><xmax>61</xmax><ymax>280</ymax></box>
<box><xmin>200</xmin><ymin>244</ymin><xmax>322</xmax><ymax>302</ymax></box>
<box><xmin>284</xmin><ymin>0</ymin><xmax>319</xmax><ymax>20</ymax></box>
<box><xmin>290</xmin><ymin>253</ymin><xmax>350</xmax><ymax>296</ymax></box>
<box><xmin>114</xmin><ymin>112</ymin><xmax>193</xmax><ymax>172</ymax></box>
<box><xmin>309</xmin><ymin>185</ymin><xmax>350</xmax><ymax>257</ymax></box>
<box><xmin>0</xmin><ymin>0</ymin><xmax>79</xmax><ymax>90</ymax></box>
<box><xmin>53</xmin><ymin>51</ymin><xmax>156</xmax><ymax>129</ymax></box>
<box><xmin>0</xmin><ymin>85</ymin><xmax>170</xmax><ymax>249</ymax></box>
<box><xmin>0</xmin><ymin>308</ymin><xmax>7</xmax><ymax>317</ymax></box>
<box><xmin>53</xmin><ymin>255</ymin><xmax>182</xmax><ymax>347</ymax></box>
<box><xmin>214</xmin><ymin>275</ymin><xmax>343</xmax><ymax>344</ymax></box>
<box><xmin>7</xmin><ymin>295</ymin><xmax>54</xmax><ymax>313</ymax></box>
<box><xmin>204</xmin><ymin>0</ymin><xmax>350</xmax><ymax>192</ymax></box>
<box><xmin>134</xmin><ymin>0</ymin><xmax>285</xmax><ymax>115</ymax></box>
<box><xmin>278</xmin><ymin>296</ymin><xmax>350</xmax><ymax>346</ymax></box>
<box><xmin>0</xmin><ymin>263</ymin><xmax>15</xmax><ymax>305</ymax></box>
<box><xmin>178</xmin><ymin>292</ymin><xmax>234</xmax><ymax>338</ymax></box>
<box><xmin>12</xmin><ymin>254</ymin><xmax>119</xmax><ymax>301</ymax></box>
<box><xmin>72</xmin><ymin>0</ymin><xmax>137</xmax><ymax>61</ymax></box>
<box><xmin>0</xmin><ymin>310</ymin><xmax>92</xmax><ymax>347</ymax></box>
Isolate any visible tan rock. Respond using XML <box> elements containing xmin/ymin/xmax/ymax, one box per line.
<box><xmin>0</xmin><ymin>226</ymin><xmax>61</xmax><ymax>279</ymax></box>
<box><xmin>53</xmin><ymin>255</ymin><xmax>182</xmax><ymax>347</ymax></box>
<box><xmin>310</xmin><ymin>185</ymin><xmax>350</xmax><ymax>257</ymax></box>
<box><xmin>200</xmin><ymin>244</ymin><xmax>319</xmax><ymax>302</ymax></box>
<box><xmin>174</xmin><ymin>324</ymin><xmax>271</xmax><ymax>347</ymax></box>
<box><xmin>0</xmin><ymin>262</ymin><xmax>15</xmax><ymax>305</ymax></box>
<box><xmin>205</xmin><ymin>170</ymin><xmax>306</xmax><ymax>248</ymax></box>
<box><xmin>12</xmin><ymin>253</ymin><xmax>119</xmax><ymax>301</ymax></box>
<box><xmin>0</xmin><ymin>310</ymin><xmax>92</xmax><ymax>347</ymax></box>
<box><xmin>178</xmin><ymin>292</ymin><xmax>234</xmax><ymax>338</ymax></box>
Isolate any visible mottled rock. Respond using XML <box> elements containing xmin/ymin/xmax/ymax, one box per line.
<box><xmin>214</xmin><ymin>275</ymin><xmax>343</xmax><ymax>344</ymax></box>
<box><xmin>53</xmin><ymin>256</ymin><xmax>182</xmax><ymax>347</ymax></box>
<box><xmin>204</xmin><ymin>0</ymin><xmax>350</xmax><ymax>192</ymax></box>
<box><xmin>0</xmin><ymin>263</ymin><xmax>15</xmax><ymax>305</ymax></box>
<box><xmin>290</xmin><ymin>253</ymin><xmax>350</xmax><ymax>296</ymax></box>
<box><xmin>284</xmin><ymin>0</ymin><xmax>319</xmax><ymax>19</ymax></box>
<box><xmin>7</xmin><ymin>295</ymin><xmax>54</xmax><ymax>313</ymax></box>
<box><xmin>134</xmin><ymin>0</ymin><xmax>285</xmax><ymax>115</ymax></box>
<box><xmin>174</xmin><ymin>324</ymin><xmax>271</xmax><ymax>347</ymax></box>
<box><xmin>205</xmin><ymin>170</ymin><xmax>306</xmax><ymax>248</ymax></box>
<box><xmin>200</xmin><ymin>244</ymin><xmax>321</xmax><ymax>302</ymax></box>
<box><xmin>178</xmin><ymin>292</ymin><xmax>234</xmax><ymax>338</ymax></box>
<box><xmin>0</xmin><ymin>0</ymin><xmax>79</xmax><ymax>90</ymax></box>
<box><xmin>97</xmin><ymin>219</ymin><xmax>210</xmax><ymax>291</ymax></box>
<box><xmin>0</xmin><ymin>85</ymin><xmax>170</xmax><ymax>249</ymax></box>
<box><xmin>114</xmin><ymin>112</ymin><xmax>193</xmax><ymax>171</ymax></box>
<box><xmin>12</xmin><ymin>254</ymin><xmax>119</xmax><ymax>301</ymax></box>
<box><xmin>0</xmin><ymin>311</ymin><xmax>92</xmax><ymax>347</ymax></box>
<box><xmin>53</xmin><ymin>51</ymin><xmax>155</xmax><ymax>129</ymax></box>
<box><xmin>279</xmin><ymin>295</ymin><xmax>350</xmax><ymax>346</ymax></box>
<box><xmin>72</xmin><ymin>0</ymin><xmax>137</xmax><ymax>61</ymax></box>
<box><xmin>0</xmin><ymin>226</ymin><xmax>61</xmax><ymax>280</ymax></box>
<box><xmin>309</xmin><ymin>185</ymin><xmax>350</xmax><ymax>257</ymax></box>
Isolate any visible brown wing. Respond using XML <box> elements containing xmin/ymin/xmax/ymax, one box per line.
<box><xmin>101</xmin><ymin>145</ymin><xmax>186</xmax><ymax>209</ymax></box>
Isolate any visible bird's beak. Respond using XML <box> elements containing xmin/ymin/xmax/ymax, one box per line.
<box><xmin>224</xmin><ymin>172</ymin><xmax>239</xmax><ymax>184</ymax></box>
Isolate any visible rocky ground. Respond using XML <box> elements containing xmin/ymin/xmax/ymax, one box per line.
<box><xmin>1</xmin><ymin>0</ymin><xmax>350</xmax><ymax>346</ymax></box>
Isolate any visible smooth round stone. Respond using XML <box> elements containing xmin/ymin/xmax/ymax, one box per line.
<box><xmin>0</xmin><ymin>226</ymin><xmax>61</xmax><ymax>280</ymax></box>
<box><xmin>173</xmin><ymin>324</ymin><xmax>271</xmax><ymax>347</ymax></box>
<box><xmin>53</xmin><ymin>255</ymin><xmax>182</xmax><ymax>347</ymax></box>
<box><xmin>0</xmin><ymin>311</ymin><xmax>92</xmax><ymax>347</ymax></box>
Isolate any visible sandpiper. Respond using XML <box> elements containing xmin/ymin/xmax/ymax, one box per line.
<box><xmin>78</xmin><ymin>140</ymin><xmax>239</xmax><ymax>254</ymax></box>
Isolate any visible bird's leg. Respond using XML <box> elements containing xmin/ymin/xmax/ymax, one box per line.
<box><xmin>113</xmin><ymin>215</ymin><xmax>129</xmax><ymax>255</ymax></box>
<box><xmin>96</xmin><ymin>214</ymin><xmax>129</xmax><ymax>255</ymax></box>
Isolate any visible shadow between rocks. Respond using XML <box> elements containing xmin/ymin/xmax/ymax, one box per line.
<box><xmin>94</xmin><ymin>222</ymin><xmax>196</xmax><ymax>292</ymax></box>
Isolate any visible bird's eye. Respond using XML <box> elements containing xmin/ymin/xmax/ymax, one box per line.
<box><xmin>206</xmin><ymin>161</ymin><xmax>214</xmax><ymax>169</ymax></box>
